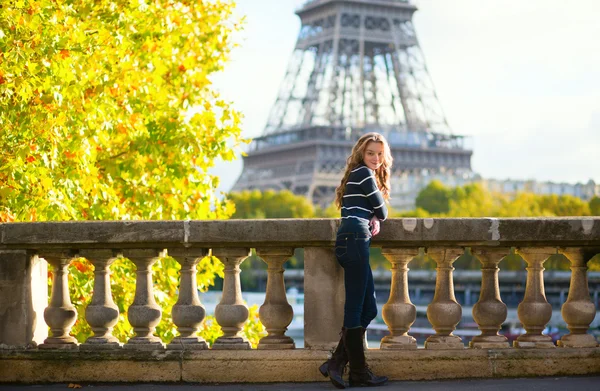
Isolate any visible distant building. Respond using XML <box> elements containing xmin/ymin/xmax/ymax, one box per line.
<box><xmin>482</xmin><ymin>179</ymin><xmax>600</xmax><ymax>201</ymax></box>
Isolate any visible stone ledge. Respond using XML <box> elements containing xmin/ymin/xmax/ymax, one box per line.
<box><xmin>1</xmin><ymin>348</ymin><xmax>599</xmax><ymax>383</ymax></box>
<box><xmin>1</xmin><ymin>221</ymin><xmax>185</xmax><ymax>248</ymax></box>
<box><xmin>1</xmin><ymin>218</ymin><xmax>600</xmax><ymax>249</ymax></box>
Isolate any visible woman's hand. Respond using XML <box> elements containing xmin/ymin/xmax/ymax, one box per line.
<box><xmin>369</xmin><ymin>216</ymin><xmax>380</xmax><ymax>236</ymax></box>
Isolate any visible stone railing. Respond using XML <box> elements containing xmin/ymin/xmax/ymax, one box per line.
<box><xmin>1</xmin><ymin>218</ymin><xmax>599</xmax><ymax>383</ymax></box>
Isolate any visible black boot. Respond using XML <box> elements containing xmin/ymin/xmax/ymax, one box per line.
<box><xmin>319</xmin><ymin>328</ymin><xmax>348</xmax><ymax>389</ymax></box>
<box><xmin>344</xmin><ymin>327</ymin><xmax>388</xmax><ymax>387</ymax></box>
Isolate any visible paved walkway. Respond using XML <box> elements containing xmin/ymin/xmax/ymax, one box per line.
<box><xmin>1</xmin><ymin>377</ymin><xmax>599</xmax><ymax>391</ymax></box>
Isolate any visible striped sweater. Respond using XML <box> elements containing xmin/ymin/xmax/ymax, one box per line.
<box><xmin>341</xmin><ymin>164</ymin><xmax>388</xmax><ymax>224</ymax></box>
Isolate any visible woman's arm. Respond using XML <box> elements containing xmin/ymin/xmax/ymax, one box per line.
<box><xmin>358</xmin><ymin>171</ymin><xmax>388</xmax><ymax>221</ymax></box>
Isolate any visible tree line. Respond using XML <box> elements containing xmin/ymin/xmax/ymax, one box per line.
<box><xmin>228</xmin><ymin>183</ymin><xmax>600</xmax><ymax>220</ymax></box>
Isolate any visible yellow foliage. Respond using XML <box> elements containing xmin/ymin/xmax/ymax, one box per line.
<box><xmin>0</xmin><ymin>0</ymin><xmax>248</xmax><ymax>221</ymax></box>
<box><xmin>413</xmin><ymin>181</ymin><xmax>593</xmax><ymax>217</ymax></box>
<box><xmin>229</xmin><ymin>189</ymin><xmax>316</xmax><ymax>219</ymax></box>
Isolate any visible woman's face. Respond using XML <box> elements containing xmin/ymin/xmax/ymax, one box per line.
<box><xmin>362</xmin><ymin>141</ymin><xmax>384</xmax><ymax>171</ymax></box>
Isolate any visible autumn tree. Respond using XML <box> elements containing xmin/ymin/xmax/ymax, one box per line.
<box><xmin>590</xmin><ymin>196</ymin><xmax>600</xmax><ymax>216</ymax></box>
<box><xmin>537</xmin><ymin>194</ymin><xmax>590</xmax><ymax>216</ymax></box>
<box><xmin>415</xmin><ymin>180</ymin><xmax>451</xmax><ymax>214</ymax></box>
<box><xmin>229</xmin><ymin>189</ymin><xmax>316</xmax><ymax>219</ymax></box>
<box><xmin>317</xmin><ymin>202</ymin><xmax>340</xmax><ymax>218</ymax></box>
<box><xmin>446</xmin><ymin>183</ymin><xmax>502</xmax><ymax>217</ymax></box>
<box><xmin>0</xmin><ymin>0</ymin><xmax>267</xmax><ymax>346</ymax></box>
<box><xmin>413</xmin><ymin>180</ymin><xmax>593</xmax><ymax>218</ymax></box>
<box><xmin>497</xmin><ymin>192</ymin><xmax>547</xmax><ymax>217</ymax></box>
<box><xmin>0</xmin><ymin>0</ymin><xmax>245</xmax><ymax>222</ymax></box>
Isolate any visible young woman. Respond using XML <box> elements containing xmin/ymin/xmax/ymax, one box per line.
<box><xmin>320</xmin><ymin>132</ymin><xmax>392</xmax><ymax>389</ymax></box>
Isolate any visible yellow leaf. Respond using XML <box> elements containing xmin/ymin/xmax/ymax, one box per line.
<box><xmin>41</xmin><ymin>178</ymin><xmax>52</xmax><ymax>190</ymax></box>
<box><xmin>28</xmin><ymin>62</ymin><xmax>39</xmax><ymax>75</ymax></box>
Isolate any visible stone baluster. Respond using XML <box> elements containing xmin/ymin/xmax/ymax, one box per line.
<box><xmin>39</xmin><ymin>251</ymin><xmax>79</xmax><ymax>350</ymax></box>
<box><xmin>557</xmin><ymin>248</ymin><xmax>598</xmax><ymax>348</ymax></box>
<box><xmin>380</xmin><ymin>248</ymin><xmax>420</xmax><ymax>350</ymax></box>
<box><xmin>255</xmin><ymin>248</ymin><xmax>295</xmax><ymax>349</ymax></box>
<box><xmin>514</xmin><ymin>247</ymin><xmax>555</xmax><ymax>348</ymax></box>
<box><xmin>123</xmin><ymin>249</ymin><xmax>165</xmax><ymax>350</ymax></box>
<box><xmin>167</xmin><ymin>248</ymin><xmax>209</xmax><ymax>350</ymax></box>
<box><xmin>424</xmin><ymin>247</ymin><xmax>464</xmax><ymax>349</ymax></box>
<box><xmin>469</xmin><ymin>248</ymin><xmax>509</xmax><ymax>349</ymax></box>
<box><xmin>80</xmin><ymin>250</ymin><xmax>122</xmax><ymax>350</ymax></box>
<box><xmin>212</xmin><ymin>248</ymin><xmax>252</xmax><ymax>350</ymax></box>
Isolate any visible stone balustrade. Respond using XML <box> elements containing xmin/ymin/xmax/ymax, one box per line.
<box><xmin>0</xmin><ymin>218</ymin><xmax>599</xmax><ymax>383</ymax></box>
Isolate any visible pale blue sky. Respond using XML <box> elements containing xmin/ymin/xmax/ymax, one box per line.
<box><xmin>211</xmin><ymin>0</ymin><xmax>600</xmax><ymax>193</ymax></box>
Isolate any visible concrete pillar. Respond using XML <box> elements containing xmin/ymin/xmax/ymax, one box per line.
<box><xmin>557</xmin><ymin>248</ymin><xmax>598</xmax><ymax>348</ymax></box>
<box><xmin>424</xmin><ymin>247</ymin><xmax>464</xmax><ymax>350</ymax></box>
<box><xmin>380</xmin><ymin>248</ymin><xmax>419</xmax><ymax>350</ymax></box>
<box><xmin>167</xmin><ymin>248</ymin><xmax>209</xmax><ymax>351</ymax></box>
<box><xmin>0</xmin><ymin>250</ymin><xmax>47</xmax><ymax>348</ymax></box>
<box><xmin>514</xmin><ymin>247</ymin><xmax>555</xmax><ymax>348</ymax></box>
<box><xmin>212</xmin><ymin>248</ymin><xmax>252</xmax><ymax>350</ymax></box>
<box><xmin>80</xmin><ymin>250</ymin><xmax>122</xmax><ymax>350</ymax></box>
<box><xmin>256</xmin><ymin>248</ymin><xmax>295</xmax><ymax>349</ymax></box>
<box><xmin>39</xmin><ymin>251</ymin><xmax>79</xmax><ymax>350</ymax></box>
<box><xmin>123</xmin><ymin>249</ymin><xmax>165</xmax><ymax>350</ymax></box>
<box><xmin>304</xmin><ymin>247</ymin><xmax>344</xmax><ymax>350</ymax></box>
<box><xmin>470</xmin><ymin>248</ymin><xmax>509</xmax><ymax>349</ymax></box>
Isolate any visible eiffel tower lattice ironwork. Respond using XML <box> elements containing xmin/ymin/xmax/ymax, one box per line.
<box><xmin>233</xmin><ymin>0</ymin><xmax>473</xmax><ymax>209</ymax></box>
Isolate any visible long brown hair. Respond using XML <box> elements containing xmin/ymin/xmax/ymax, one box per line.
<box><xmin>335</xmin><ymin>132</ymin><xmax>393</xmax><ymax>208</ymax></box>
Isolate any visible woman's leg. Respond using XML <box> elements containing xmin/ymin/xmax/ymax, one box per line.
<box><xmin>360</xmin><ymin>265</ymin><xmax>378</xmax><ymax>329</ymax></box>
<box><xmin>341</xmin><ymin>237</ymin><xmax>388</xmax><ymax>387</ymax></box>
<box><xmin>339</xmin><ymin>235</ymin><xmax>371</xmax><ymax>329</ymax></box>
<box><xmin>319</xmin><ymin>328</ymin><xmax>348</xmax><ymax>389</ymax></box>
<box><xmin>344</xmin><ymin>327</ymin><xmax>388</xmax><ymax>386</ymax></box>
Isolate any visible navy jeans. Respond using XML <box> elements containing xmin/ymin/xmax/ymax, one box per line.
<box><xmin>334</xmin><ymin>231</ymin><xmax>378</xmax><ymax>329</ymax></box>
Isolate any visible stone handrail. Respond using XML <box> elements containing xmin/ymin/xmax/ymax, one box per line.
<box><xmin>2</xmin><ymin>217</ymin><xmax>599</xmax><ymax>248</ymax></box>
<box><xmin>1</xmin><ymin>218</ymin><xmax>599</xmax><ymax>383</ymax></box>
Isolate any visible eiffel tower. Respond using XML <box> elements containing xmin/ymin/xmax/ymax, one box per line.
<box><xmin>232</xmin><ymin>0</ymin><xmax>473</xmax><ymax>209</ymax></box>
